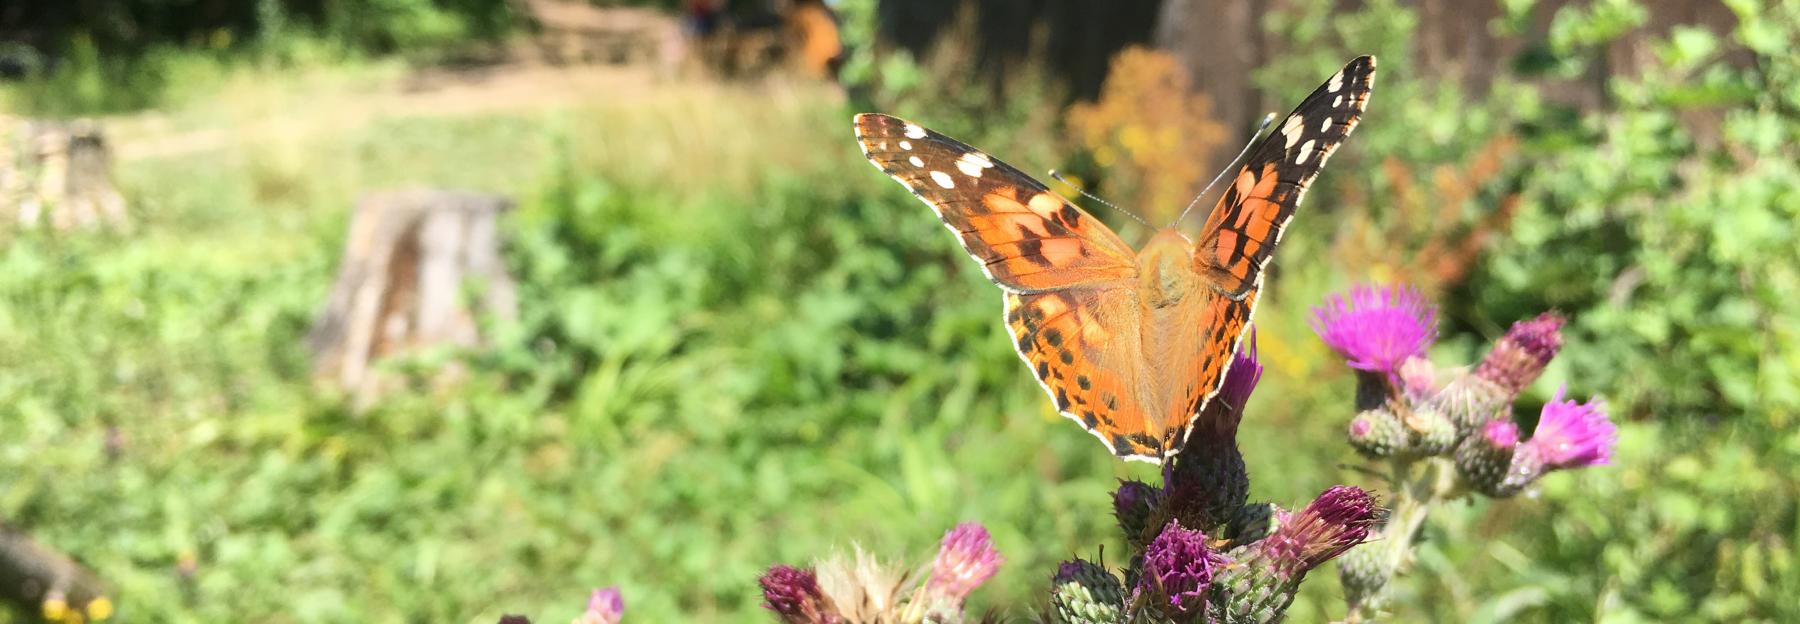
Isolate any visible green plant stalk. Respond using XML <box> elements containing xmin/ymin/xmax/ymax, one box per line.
<box><xmin>1344</xmin><ymin>455</ymin><xmax>1460</xmax><ymax>622</ymax></box>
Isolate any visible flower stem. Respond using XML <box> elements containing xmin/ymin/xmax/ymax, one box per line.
<box><xmin>1343</xmin><ymin>456</ymin><xmax>1458</xmax><ymax>622</ymax></box>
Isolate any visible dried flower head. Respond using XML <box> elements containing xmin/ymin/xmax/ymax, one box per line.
<box><xmin>1311</xmin><ymin>284</ymin><xmax>1439</xmax><ymax>375</ymax></box>
<box><xmin>927</xmin><ymin>523</ymin><xmax>1004</xmax><ymax>602</ymax></box>
<box><xmin>815</xmin><ymin>546</ymin><xmax>905</xmax><ymax>623</ymax></box>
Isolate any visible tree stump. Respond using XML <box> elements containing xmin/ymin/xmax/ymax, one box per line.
<box><xmin>0</xmin><ymin>524</ymin><xmax>112</xmax><ymax>622</ymax></box>
<box><xmin>0</xmin><ymin>116</ymin><xmax>130</xmax><ymax>231</ymax></box>
<box><xmin>306</xmin><ymin>190</ymin><xmax>518</xmax><ymax>405</ymax></box>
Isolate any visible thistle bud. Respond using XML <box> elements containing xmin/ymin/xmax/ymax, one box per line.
<box><xmin>1222</xmin><ymin>502</ymin><xmax>1280</xmax><ymax>549</ymax></box>
<box><xmin>1347</xmin><ymin>407</ymin><xmax>1408</xmax><ymax>458</ymax></box>
<box><xmin>1336</xmin><ymin>544</ymin><xmax>1394</xmax><ymax>612</ymax></box>
<box><xmin>1163</xmin><ymin>441</ymin><xmax>1248</xmax><ymax>533</ymax></box>
<box><xmin>1455</xmin><ymin>419</ymin><xmax>1521</xmax><ymax>497</ymax></box>
<box><xmin>1048</xmin><ymin>559</ymin><xmax>1126</xmax><ymax>624</ymax></box>
<box><xmin>1403</xmin><ymin>404</ymin><xmax>1457</xmax><ymax>456</ymax></box>
<box><xmin>1113</xmin><ymin>480</ymin><xmax>1161</xmax><ymax>545</ymax></box>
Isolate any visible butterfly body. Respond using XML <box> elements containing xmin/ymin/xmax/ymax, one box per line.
<box><xmin>854</xmin><ymin>56</ymin><xmax>1376</xmax><ymax>463</ymax></box>
<box><xmin>1139</xmin><ymin>228</ymin><xmax>1203</xmax><ymax>309</ymax></box>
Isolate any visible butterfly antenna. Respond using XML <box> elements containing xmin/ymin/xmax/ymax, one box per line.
<box><xmin>1050</xmin><ymin>170</ymin><xmax>1151</xmax><ymax>227</ymax></box>
<box><xmin>1172</xmin><ymin>112</ymin><xmax>1278</xmax><ymax>227</ymax></box>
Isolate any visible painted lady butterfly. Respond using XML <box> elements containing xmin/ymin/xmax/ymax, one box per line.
<box><xmin>853</xmin><ymin>56</ymin><xmax>1376</xmax><ymax>463</ymax></box>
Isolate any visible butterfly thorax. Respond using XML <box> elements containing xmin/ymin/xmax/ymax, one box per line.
<box><xmin>1138</xmin><ymin>228</ymin><xmax>1202</xmax><ymax>309</ymax></box>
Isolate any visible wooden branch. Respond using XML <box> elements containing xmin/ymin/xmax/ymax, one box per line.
<box><xmin>0</xmin><ymin>524</ymin><xmax>112</xmax><ymax>622</ymax></box>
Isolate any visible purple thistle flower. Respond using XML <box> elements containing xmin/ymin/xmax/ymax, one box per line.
<box><xmin>1218</xmin><ymin>327</ymin><xmax>1264</xmax><ymax>418</ymax></box>
<box><xmin>1474</xmin><ymin>313</ymin><xmax>1565</xmax><ymax>396</ymax></box>
<box><xmin>1484</xmin><ymin>419</ymin><xmax>1520</xmax><ymax>449</ymax></box>
<box><xmin>1311</xmin><ymin>284</ymin><xmax>1439</xmax><ymax>375</ymax></box>
<box><xmin>1189</xmin><ymin>327</ymin><xmax>1265</xmax><ymax>446</ymax></box>
<box><xmin>759</xmin><ymin>565</ymin><xmax>837</xmax><ymax>624</ymax></box>
<box><xmin>1258</xmin><ymin>486</ymin><xmax>1380</xmax><ymax>580</ymax></box>
<box><xmin>1524</xmin><ymin>386</ymin><xmax>1616</xmax><ymax>469</ymax></box>
<box><xmin>927</xmin><ymin>522</ymin><xmax>1004</xmax><ymax>601</ymax></box>
<box><xmin>1139</xmin><ymin>521</ymin><xmax>1228</xmax><ymax>616</ymax></box>
<box><xmin>574</xmin><ymin>587</ymin><xmax>624</xmax><ymax>624</ymax></box>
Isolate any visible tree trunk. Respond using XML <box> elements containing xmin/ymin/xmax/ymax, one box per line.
<box><xmin>0</xmin><ymin>117</ymin><xmax>130</xmax><ymax>231</ymax></box>
<box><xmin>307</xmin><ymin>189</ymin><xmax>518</xmax><ymax>407</ymax></box>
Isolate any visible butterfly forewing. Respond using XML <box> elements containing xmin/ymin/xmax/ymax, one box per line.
<box><xmin>1196</xmin><ymin>56</ymin><xmax>1376</xmax><ymax>297</ymax></box>
<box><xmin>852</xmin><ymin>113</ymin><xmax>1136</xmax><ymax>293</ymax></box>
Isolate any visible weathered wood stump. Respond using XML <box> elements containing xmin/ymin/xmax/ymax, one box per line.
<box><xmin>0</xmin><ymin>524</ymin><xmax>112</xmax><ymax>622</ymax></box>
<box><xmin>0</xmin><ymin>116</ymin><xmax>130</xmax><ymax>231</ymax></box>
<box><xmin>306</xmin><ymin>190</ymin><xmax>518</xmax><ymax>405</ymax></box>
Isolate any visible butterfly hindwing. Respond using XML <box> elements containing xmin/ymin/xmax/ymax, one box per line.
<box><xmin>1004</xmin><ymin>288</ymin><xmax>1163</xmax><ymax>460</ymax></box>
<box><xmin>853</xmin><ymin>113</ymin><xmax>1137</xmax><ymax>293</ymax></box>
<box><xmin>1197</xmin><ymin>56</ymin><xmax>1376</xmax><ymax>297</ymax></box>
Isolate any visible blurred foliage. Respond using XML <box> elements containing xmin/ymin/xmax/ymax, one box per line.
<box><xmin>1259</xmin><ymin>0</ymin><xmax>1800</xmax><ymax>621</ymax></box>
<box><xmin>1065</xmin><ymin>47</ymin><xmax>1228</xmax><ymax>225</ymax></box>
<box><xmin>0</xmin><ymin>0</ymin><xmax>512</xmax><ymax>114</ymax></box>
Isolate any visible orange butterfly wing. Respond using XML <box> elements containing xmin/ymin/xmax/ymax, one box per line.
<box><xmin>1003</xmin><ymin>288</ymin><xmax>1166</xmax><ymax>460</ymax></box>
<box><xmin>1197</xmin><ymin>56</ymin><xmax>1377</xmax><ymax>298</ymax></box>
<box><xmin>854</xmin><ymin>113</ymin><xmax>1170</xmax><ymax>460</ymax></box>
<box><xmin>852</xmin><ymin>113</ymin><xmax>1136</xmax><ymax>292</ymax></box>
<box><xmin>1168</xmin><ymin>56</ymin><xmax>1377</xmax><ymax>451</ymax></box>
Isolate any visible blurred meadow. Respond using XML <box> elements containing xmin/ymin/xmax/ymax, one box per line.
<box><xmin>1</xmin><ymin>0</ymin><xmax>1796</xmax><ymax>622</ymax></box>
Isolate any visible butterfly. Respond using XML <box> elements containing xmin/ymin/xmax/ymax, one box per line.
<box><xmin>853</xmin><ymin>56</ymin><xmax>1375</xmax><ymax>463</ymax></box>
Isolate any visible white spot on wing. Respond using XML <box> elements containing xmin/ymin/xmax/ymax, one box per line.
<box><xmin>1320</xmin><ymin>118</ymin><xmax>1333</xmax><ymax>132</ymax></box>
<box><xmin>909</xmin><ymin>156</ymin><xmax>924</xmax><ymax>167</ymax></box>
<box><xmin>904</xmin><ymin>124</ymin><xmax>927</xmax><ymax>139</ymax></box>
<box><xmin>1328</xmin><ymin>70</ymin><xmax>1344</xmax><ymax>93</ymax></box>
<box><xmin>1332</xmin><ymin>95</ymin><xmax>1343</xmax><ymax>108</ymax></box>
<box><xmin>1282</xmin><ymin>114</ymin><xmax>1304</xmax><ymax>149</ymax></box>
<box><xmin>899</xmin><ymin>140</ymin><xmax>913</xmax><ymax>151</ymax></box>
<box><xmin>955</xmin><ymin>152</ymin><xmax>993</xmax><ymax>177</ymax></box>
<box><xmin>930</xmin><ymin>171</ymin><xmax>955</xmax><ymax>189</ymax></box>
<box><xmin>1295</xmin><ymin>139</ymin><xmax>1316</xmax><ymax>164</ymax></box>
